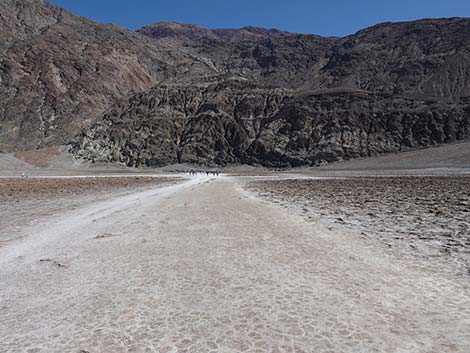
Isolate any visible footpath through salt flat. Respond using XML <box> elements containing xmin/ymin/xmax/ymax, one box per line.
<box><xmin>1</xmin><ymin>176</ymin><xmax>469</xmax><ymax>352</ymax></box>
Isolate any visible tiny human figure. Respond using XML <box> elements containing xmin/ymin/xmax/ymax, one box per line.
<box><xmin>206</xmin><ymin>171</ymin><xmax>210</xmax><ymax>176</ymax></box>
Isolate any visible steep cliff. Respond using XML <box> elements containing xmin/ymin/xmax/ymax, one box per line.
<box><xmin>72</xmin><ymin>80</ymin><xmax>470</xmax><ymax>167</ymax></box>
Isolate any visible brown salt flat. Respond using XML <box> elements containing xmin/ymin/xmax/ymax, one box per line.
<box><xmin>0</xmin><ymin>177</ymin><xmax>178</xmax><ymax>245</ymax></box>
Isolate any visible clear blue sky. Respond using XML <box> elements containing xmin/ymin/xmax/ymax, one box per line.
<box><xmin>50</xmin><ymin>0</ymin><xmax>470</xmax><ymax>37</ymax></box>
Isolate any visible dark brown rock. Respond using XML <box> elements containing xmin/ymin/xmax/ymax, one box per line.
<box><xmin>71</xmin><ymin>80</ymin><xmax>470</xmax><ymax>167</ymax></box>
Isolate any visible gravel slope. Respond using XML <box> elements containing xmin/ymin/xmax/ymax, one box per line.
<box><xmin>318</xmin><ymin>141</ymin><xmax>470</xmax><ymax>171</ymax></box>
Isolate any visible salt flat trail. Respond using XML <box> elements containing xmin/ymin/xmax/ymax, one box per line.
<box><xmin>1</xmin><ymin>176</ymin><xmax>469</xmax><ymax>353</ymax></box>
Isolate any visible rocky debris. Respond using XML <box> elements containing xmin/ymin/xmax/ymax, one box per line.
<box><xmin>71</xmin><ymin>79</ymin><xmax>470</xmax><ymax>167</ymax></box>
<box><xmin>94</xmin><ymin>233</ymin><xmax>121</xmax><ymax>240</ymax></box>
<box><xmin>39</xmin><ymin>258</ymin><xmax>68</xmax><ymax>268</ymax></box>
<box><xmin>13</xmin><ymin>146</ymin><xmax>61</xmax><ymax>168</ymax></box>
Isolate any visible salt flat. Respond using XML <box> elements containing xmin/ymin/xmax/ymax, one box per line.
<box><xmin>1</xmin><ymin>175</ymin><xmax>469</xmax><ymax>353</ymax></box>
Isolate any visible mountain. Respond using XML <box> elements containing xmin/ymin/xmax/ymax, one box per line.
<box><xmin>70</xmin><ymin>80</ymin><xmax>470</xmax><ymax>167</ymax></box>
<box><xmin>138</xmin><ymin>18</ymin><xmax>470</xmax><ymax>97</ymax></box>
<box><xmin>323</xmin><ymin>18</ymin><xmax>470</xmax><ymax>98</ymax></box>
<box><xmin>138</xmin><ymin>22</ymin><xmax>337</xmax><ymax>90</ymax></box>
<box><xmin>0</xmin><ymin>0</ymin><xmax>217</xmax><ymax>152</ymax></box>
<box><xmin>1</xmin><ymin>0</ymin><xmax>470</xmax><ymax>167</ymax></box>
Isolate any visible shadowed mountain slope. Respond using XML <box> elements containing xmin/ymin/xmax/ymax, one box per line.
<box><xmin>71</xmin><ymin>80</ymin><xmax>470</xmax><ymax>167</ymax></box>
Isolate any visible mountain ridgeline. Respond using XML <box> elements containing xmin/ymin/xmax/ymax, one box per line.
<box><xmin>1</xmin><ymin>0</ymin><xmax>470</xmax><ymax>167</ymax></box>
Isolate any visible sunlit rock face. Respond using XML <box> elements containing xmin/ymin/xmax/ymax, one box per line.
<box><xmin>2</xmin><ymin>1</ymin><xmax>470</xmax><ymax>166</ymax></box>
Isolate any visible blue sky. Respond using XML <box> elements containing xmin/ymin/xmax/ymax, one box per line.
<box><xmin>50</xmin><ymin>0</ymin><xmax>470</xmax><ymax>37</ymax></box>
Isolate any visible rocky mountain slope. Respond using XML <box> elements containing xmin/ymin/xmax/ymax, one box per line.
<box><xmin>1</xmin><ymin>0</ymin><xmax>470</xmax><ymax>166</ymax></box>
<box><xmin>323</xmin><ymin>18</ymin><xmax>470</xmax><ymax>98</ymax></box>
<box><xmin>0</xmin><ymin>0</ymin><xmax>216</xmax><ymax>152</ymax></box>
<box><xmin>138</xmin><ymin>22</ymin><xmax>337</xmax><ymax>90</ymax></box>
<box><xmin>139</xmin><ymin>18</ymin><xmax>470</xmax><ymax>98</ymax></box>
<box><xmin>71</xmin><ymin>79</ymin><xmax>470</xmax><ymax>167</ymax></box>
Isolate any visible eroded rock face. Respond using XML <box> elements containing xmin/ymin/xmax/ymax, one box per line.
<box><xmin>71</xmin><ymin>80</ymin><xmax>470</xmax><ymax>167</ymax></box>
<box><xmin>71</xmin><ymin>81</ymin><xmax>288</xmax><ymax>166</ymax></box>
<box><xmin>138</xmin><ymin>18</ymin><xmax>470</xmax><ymax>98</ymax></box>
<box><xmin>320</xmin><ymin>18</ymin><xmax>470</xmax><ymax>98</ymax></box>
<box><xmin>1</xmin><ymin>1</ymin><xmax>470</xmax><ymax>167</ymax></box>
<box><xmin>138</xmin><ymin>23</ymin><xmax>337</xmax><ymax>90</ymax></box>
<box><xmin>0</xmin><ymin>0</ymin><xmax>215</xmax><ymax>152</ymax></box>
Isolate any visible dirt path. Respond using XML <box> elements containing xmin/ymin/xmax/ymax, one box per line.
<box><xmin>1</xmin><ymin>176</ymin><xmax>469</xmax><ymax>353</ymax></box>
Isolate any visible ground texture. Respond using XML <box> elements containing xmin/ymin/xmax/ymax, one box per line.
<box><xmin>248</xmin><ymin>177</ymin><xmax>470</xmax><ymax>277</ymax></box>
<box><xmin>0</xmin><ymin>176</ymin><xmax>469</xmax><ymax>352</ymax></box>
<box><xmin>0</xmin><ymin>176</ymin><xmax>178</xmax><ymax>246</ymax></box>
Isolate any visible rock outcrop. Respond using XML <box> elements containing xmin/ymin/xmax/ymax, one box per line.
<box><xmin>71</xmin><ymin>80</ymin><xmax>470</xmax><ymax>167</ymax></box>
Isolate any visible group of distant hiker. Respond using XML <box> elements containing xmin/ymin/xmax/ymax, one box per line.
<box><xmin>189</xmin><ymin>170</ymin><xmax>220</xmax><ymax>177</ymax></box>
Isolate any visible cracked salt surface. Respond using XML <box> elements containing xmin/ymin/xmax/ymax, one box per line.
<box><xmin>1</xmin><ymin>175</ymin><xmax>470</xmax><ymax>352</ymax></box>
